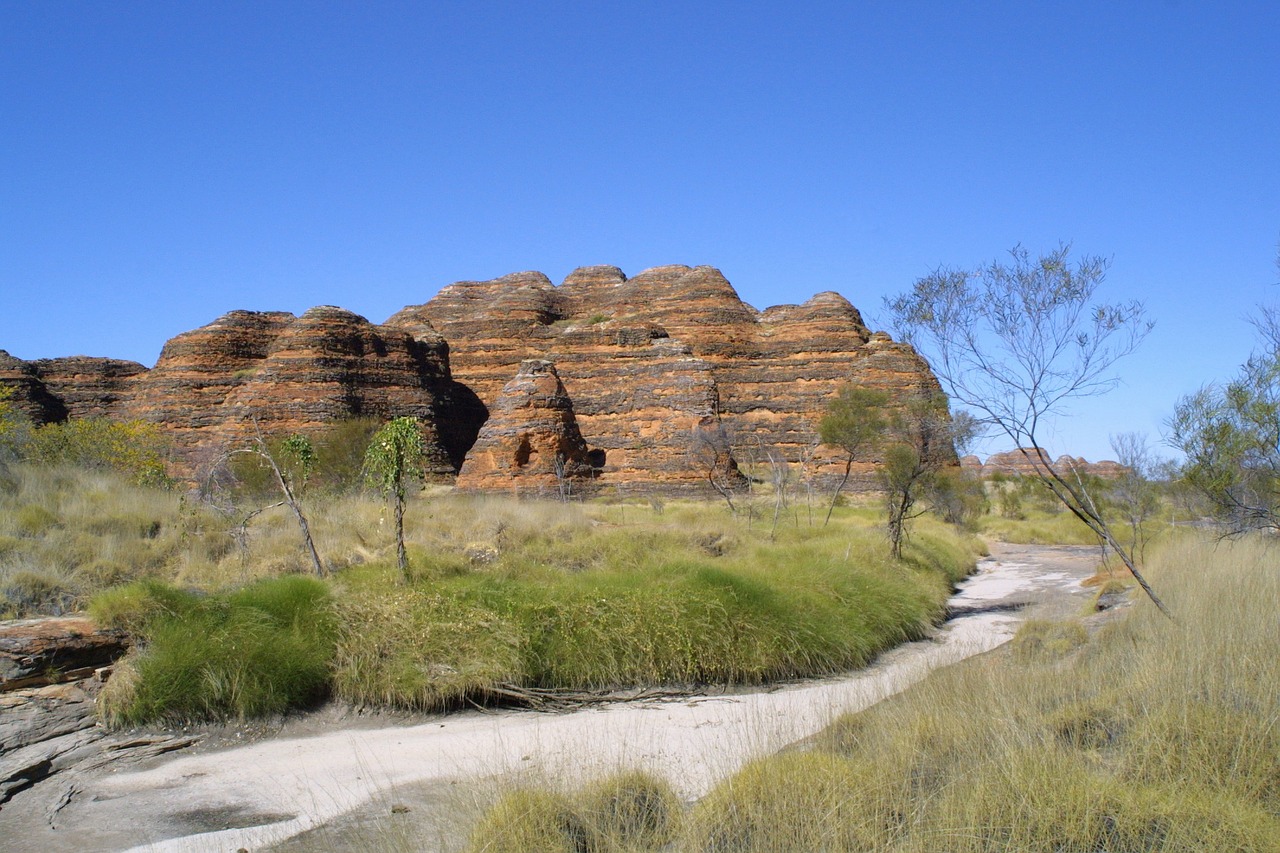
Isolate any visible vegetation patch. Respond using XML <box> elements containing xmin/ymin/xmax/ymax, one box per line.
<box><xmin>327</xmin><ymin>514</ymin><xmax>968</xmax><ymax>710</ymax></box>
<box><xmin>95</xmin><ymin>575</ymin><xmax>335</xmax><ymax>724</ymax></box>
<box><xmin>466</xmin><ymin>771</ymin><xmax>680</xmax><ymax>853</ymax></box>
<box><xmin>552</xmin><ymin>532</ymin><xmax>1279</xmax><ymax>852</ymax></box>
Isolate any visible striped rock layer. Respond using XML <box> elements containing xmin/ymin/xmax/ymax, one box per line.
<box><xmin>3</xmin><ymin>265</ymin><xmax>945</xmax><ymax>493</ymax></box>
<box><xmin>386</xmin><ymin>264</ymin><xmax>944</xmax><ymax>490</ymax></box>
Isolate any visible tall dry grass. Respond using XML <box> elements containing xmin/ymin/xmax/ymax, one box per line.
<box><xmin>457</xmin><ymin>532</ymin><xmax>1280</xmax><ymax>852</ymax></box>
<box><xmin>678</xmin><ymin>532</ymin><xmax>1280</xmax><ymax>852</ymax></box>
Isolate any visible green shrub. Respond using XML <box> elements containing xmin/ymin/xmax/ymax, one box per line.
<box><xmin>685</xmin><ymin>752</ymin><xmax>875</xmax><ymax>852</ymax></box>
<box><xmin>25</xmin><ymin>419</ymin><xmax>172</xmax><ymax>486</ymax></box>
<box><xmin>89</xmin><ymin>578</ymin><xmax>201</xmax><ymax>634</ymax></box>
<box><xmin>467</xmin><ymin>772</ymin><xmax>681</xmax><ymax>853</ymax></box>
<box><xmin>313</xmin><ymin>417</ymin><xmax>382</xmax><ymax>493</ymax></box>
<box><xmin>578</xmin><ymin>771</ymin><xmax>681</xmax><ymax>849</ymax></box>
<box><xmin>331</xmin><ymin>577</ymin><xmax>524</xmax><ymax>710</ymax></box>
<box><xmin>95</xmin><ymin>576</ymin><xmax>335</xmax><ymax>724</ymax></box>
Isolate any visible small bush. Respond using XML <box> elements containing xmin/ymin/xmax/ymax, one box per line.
<box><xmin>1010</xmin><ymin>619</ymin><xmax>1088</xmax><ymax>663</ymax></box>
<box><xmin>685</xmin><ymin>752</ymin><xmax>874</xmax><ymax>852</ymax></box>
<box><xmin>468</xmin><ymin>772</ymin><xmax>681</xmax><ymax>853</ymax></box>
<box><xmin>89</xmin><ymin>579</ymin><xmax>200</xmax><ymax>634</ymax></box>
<box><xmin>578</xmin><ymin>771</ymin><xmax>681</xmax><ymax>848</ymax></box>
<box><xmin>465</xmin><ymin>788</ymin><xmax>594</xmax><ymax>853</ymax></box>
<box><xmin>330</xmin><ymin>578</ymin><xmax>524</xmax><ymax>710</ymax></box>
<box><xmin>2</xmin><ymin>569</ymin><xmax>75</xmax><ymax>616</ymax></box>
<box><xmin>96</xmin><ymin>576</ymin><xmax>335</xmax><ymax>724</ymax></box>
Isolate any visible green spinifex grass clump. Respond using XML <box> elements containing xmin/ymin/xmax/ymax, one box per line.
<box><xmin>93</xmin><ymin>575</ymin><xmax>336</xmax><ymax>724</ymax></box>
<box><xmin>328</xmin><ymin>517</ymin><xmax>968</xmax><ymax>710</ymax></box>
<box><xmin>87</xmin><ymin>501</ymin><xmax>973</xmax><ymax>722</ymax></box>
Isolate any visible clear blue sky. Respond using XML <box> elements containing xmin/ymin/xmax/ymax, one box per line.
<box><xmin>2</xmin><ymin>2</ymin><xmax>1277</xmax><ymax>462</ymax></box>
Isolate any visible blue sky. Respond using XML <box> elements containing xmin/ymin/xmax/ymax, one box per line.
<box><xmin>2</xmin><ymin>2</ymin><xmax>1277</xmax><ymax>462</ymax></box>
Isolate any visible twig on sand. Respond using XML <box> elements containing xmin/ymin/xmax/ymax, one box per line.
<box><xmin>477</xmin><ymin>683</ymin><xmax>703</xmax><ymax>713</ymax></box>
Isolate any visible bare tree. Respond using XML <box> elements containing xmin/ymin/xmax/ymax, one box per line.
<box><xmin>688</xmin><ymin>418</ymin><xmax>743</xmax><ymax>513</ymax></box>
<box><xmin>794</xmin><ymin>425</ymin><xmax>822</xmax><ymax>527</ymax></box>
<box><xmin>1107</xmin><ymin>432</ymin><xmax>1163</xmax><ymax>565</ymax></box>
<box><xmin>887</xmin><ymin>243</ymin><xmax>1170</xmax><ymax>615</ymax></box>
<box><xmin>212</xmin><ymin>424</ymin><xmax>325</xmax><ymax>577</ymax></box>
<box><xmin>761</xmin><ymin>444</ymin><xmax>792</xmax><ymax>540</ymax></box>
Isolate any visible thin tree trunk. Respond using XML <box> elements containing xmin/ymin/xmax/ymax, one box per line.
<box><xmin>394</xmin><ymin>481</ymin><xmax>407</xmax><ymax>578</ymax></box>
<box><xmin>273</xmin><ymin>462</ymin><xmax>324</xmax><ymax>577</ymax></box>
<box><xmin>1021</xmin><ymin>448</ymin><xmax>1173</xmax><ymax>618</ymax></box>
<box><xmin>824</xmin><ymin>457</ymin><xmax>853</xmax><ymax>526</ymax></box>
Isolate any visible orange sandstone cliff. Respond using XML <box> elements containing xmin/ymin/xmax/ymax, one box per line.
<box><xmin>2</xmin><ymin>264</ymin><xmax>946</xmax><ymax>494</ymax></box>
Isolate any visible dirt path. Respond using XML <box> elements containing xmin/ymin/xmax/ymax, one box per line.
<box><xmin>1</xmin><ymin>543</ymin><xmax>1103</xmax><ymax>853</ymax></box>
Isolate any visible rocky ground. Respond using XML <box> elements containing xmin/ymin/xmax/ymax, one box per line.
<box><xmin>0</xmin><ymin>543</ymin><xmax>1114</xmax><ymax>852</ymax></box>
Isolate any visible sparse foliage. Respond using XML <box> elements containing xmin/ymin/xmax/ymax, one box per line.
<box><xmin>688</xmin><ymin>418</ymin><xmax>743</xmax><ymax>513</ymax></box>
<box><xmin>887</xmin><ymin>243</ymin><xmax>1169</xmax><ymax>614</ymax></box>
<box><xmin>880</xmin><ymin>394</ymin><xmax>955</xmax><ymax>558</ymax></box>
<box><xmin>1107</xmin><ymin>432</ymin><xmax>1163</xmax><ymax>562</ymax></box>
<box><xmin>217</xmin><ymin>426</ymin><xmax>324</xmax><ymax>576</ymax></box>
<box><xmin>1170</xmin><ymin>304</ymin><xmax>1280</xmax><ymax>533</ymax></box>
<box><xmin>363</xmin><ymin>416</ymin><xmax>427</xmax><ymax>576</ymax></box>
<box><xmin>818</xmin><ymin>386</ymin><xmax>889</xmax><ymax>525</ymax></box>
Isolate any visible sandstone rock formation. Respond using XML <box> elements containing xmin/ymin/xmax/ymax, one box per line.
<box><xmin>456</xmin><ymin>360</ymin><xmax>595</xmax><ymax>495</ymax></box>
<box><xmin>31</xmin><ymin>357</ymin><xmax>146</xmax><ymax>421</ymax></box>
<box><xmin>122</xmin><ymin>308</ymin><xmax>485</xmax><ymax>474</ymax></box>
<box><xmin>977</xmin><ymin>448</ymin><xmax>1129</xmax><ymax>480</ymax></box>
<box><xmin>2</xmin><ymin>308</ymin><xmax>486</xmax><ymax>477</ymax></box>
<box><xmin>0</xmin><ymin>350</ymin><xmax>64</xmax><ymax>425</ymax></box>
<box><xmin>3</xmin><ymin>263</ymin><xmax>949</xmax><ymax>495</ymax></box>
<box><xmin>388</xmin><ymin>264</ymin><xmax>944</xmax><ymax>491</ymax></box>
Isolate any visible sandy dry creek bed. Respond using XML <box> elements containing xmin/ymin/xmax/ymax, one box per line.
<box><xmin>1</xmin><ymin>543</ymin><xmax>1109</xmax><ymax>852</ymax></box>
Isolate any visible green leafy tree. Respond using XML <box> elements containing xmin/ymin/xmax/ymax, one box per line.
<box><xmin>880</xmin><ymin>394</ymin><xmax>954</xmax><ymax>559</ymax></box>
<box><xmin>887</xmin><ymin>243</ymin><xmax>1169</xmax><ymax>615</ymax></box>
<box><xmin>1170</xmin><ymin>304</ymin><xmax>1280</xmax><ymax>533</ymax></box>
<box><xmin>817</xmin><ymin>386</ymin><xmax>889</xmax><ymax>525</ymax></box>
<box><xmin>363</xmin><ymin>417</ymin><xmax>427</xmax><ymax>576</ymax></box>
